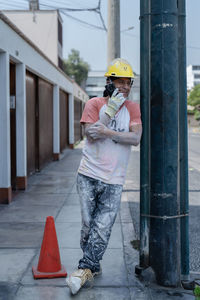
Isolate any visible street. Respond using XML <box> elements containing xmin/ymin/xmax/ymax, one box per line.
<box><xmin>188</xmin><ymin>128</ymin><xmax>200</xmax><ymax>172</ymax></box>
<box><xmin>188</xmin><ymin>128</ymin><xmax>200</xmax><ymax>273</ymax></box>
<box><xmin>127</xmin><ymin>128</ymin><xmax>200</xmax><ymax>274</ymax></box>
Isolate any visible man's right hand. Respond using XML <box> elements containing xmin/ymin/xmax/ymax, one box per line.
<box><xmin>105</xmin><ymin>88</ymin><xmax>126</xmax><ymax>118</ymax></box>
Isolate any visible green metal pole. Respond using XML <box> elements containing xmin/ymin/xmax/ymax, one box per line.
<box><xmin>139</xmin><ymin>0</ymin><xmax>151</xmax><ymax>268</ymax></box>
<box><xmin>149</xmin><ymin>0</ymin><xmax>180</xmax><ymax>286</ymax></box>
<box><xmin>178</xmin><ymin>0</ymin><xmax>190</xmax><ymax>279</ymax></box>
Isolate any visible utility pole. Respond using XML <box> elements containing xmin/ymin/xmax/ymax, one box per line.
<box><xmin>29</xmin><ymin>0</ymin><xmax>39</xmax><ymax>10</ymax></box>
<box><xmin>139</xmin><ymin>0</ymin><xmax>187</xmax><ymax>287</ymax></box>
<box><xmin>107</xmin><ymin>0</ymin><xmax>120</xmax><ymax>64</ymax></box>
<box><xmin>150</xmin><ymin>0</ymin><xmax>180</xmax><ymax>287</ymax></box>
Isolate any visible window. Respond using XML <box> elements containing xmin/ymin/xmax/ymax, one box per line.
<box><xmin>86</xmin><ymin>84</ymin><xmax>97</xmax><ymax>87</ymax></box>
<box><xmin>194</xmin><ymin>74</ymin><xmax>200</xmax><ymax>79</ymax></box>
<box><xmin>86</xmin><ymin>77</ymin><xmax>106</xmax><ymax>87</ymax></box>
<box><xmin>58</xmin><ymin>57</ymin><xmax>63</xmax><ymax>70</ymax></box>
<box><xmin>58</xmin><ymin>18</ymin><xmax>63</xmax><ymax>46</ymax></box>
<box><xmin>192</xmin><ymin>65</ymin><xmax>200</xmax><ymax>71</ymax></box>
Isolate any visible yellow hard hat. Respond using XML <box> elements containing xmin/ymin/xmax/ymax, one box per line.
<box><xmin>104</xmin><ymin>58</ymin><xmax>134</xmax><ymax>78</ymax></box>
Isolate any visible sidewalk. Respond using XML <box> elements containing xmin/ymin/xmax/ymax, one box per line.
<box><xmin>0</xmin><ymin>144</ymin><xmax>195</xmax><ymax>300</ymax></box>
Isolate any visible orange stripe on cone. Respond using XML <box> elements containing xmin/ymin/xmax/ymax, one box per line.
<box><xmin>32</xmin><ymin>216</ymin><xmax>67</xmax><ymax>279</ymax></box>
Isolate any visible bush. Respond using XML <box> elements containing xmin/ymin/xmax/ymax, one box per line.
<box><xmin>188</xmin><ymin>85</ymin><xmax>200</xmax><ymax>123</ymax></box>
<box><xmin>194</xmin><ymin>285</ymin><xmax>200</xmax><ymax>297</ymax></box>
<box><xmin>194</xmin><ymin>110</ymin><xmax>200</xmax><ymax>121</ymax></box>
<box><xmin>63</xmin><ymin>49</ymin><xmax>90</xmax><ymax>87</ymax></box>
<box><xmin>187</xmin><ymin>110</ymin><xmax>195</xmax><ymax>115</ymax></box>
<box><xmin>188</xmin><ymin>84</ymin><xmax>200</xmax><ymax>107</ymax></box>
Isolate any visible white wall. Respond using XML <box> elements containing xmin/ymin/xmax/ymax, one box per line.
<box><xmin>4</xmin><ymin>10</ymin><xmax>58</xmax><ymax>66</ymax></box>
<box><xmin>187</xmin><ymin>64</ymin><xmax>200</xmax><ymax>91</ymax></box>
<box><xmin>73</xmin><ymin>82</ymin><xmax>89</xmax><ymax>103</ymax></box>
<box><xmin>0</xmin><ymin>16</ymin><xmax>73</xmax><ymax>94</ymax></box>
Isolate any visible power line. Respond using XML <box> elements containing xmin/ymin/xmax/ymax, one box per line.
<box><xmin>39</xmin><ymin>2</ymin><xmax>98</xmax><ymax>12</ymax></box>
<box><xmin>122</xmin><ymin>32</ymin><xmax>139</xmax><ymax>39</ymax></box>
<box><xmin>38</xmin><ymin>0</ymin><xmax>100</xmax><ymax>12</ymax></box>
<box><xmin>96</xmin><ymin>0</ymin><xmax>107</xmax><ymax>31</ymax></box>
<box><xmin>121</xmin><ymin>26</ymin><xmax>134</xmax><ymax>33</ymax></box>
<box><xmin>0</xmin><ymin>0</ymin><xmax>27</xmax><ymax>6</ymax></box>
<box><xmin>42</xmin><ymin>0</ymin><xmax>96</xmax><ymax>9</ymax></box>
<box><xmin>42</xmin><ymin>0</ymin><xmax>80</xmax><ymax>6</ymax></box>
<box><xmin>98</xmin><ymin>11</ymin><xmax>107</xmax><ymax>31</ymax></box>
<box><xmin>38</xmin><ymin>0</ymin><xmax>106</xmax><ymax>32</ymax></box>
<box><xmin>0</xmin><ymin>3</ymin><xmax>28</xmax><ymax>9</ymax></box>
<box><xmin>0</xmin><ymin>0</ymin><xmax>28</xmax><ymax>6</ymax></box>
<box><xmin>59</xmin><ymin>9</ymin><xmax>105</xmax><ymax>31</ymax></box>
<box><xmin>5</xmin><ymin>0</ymin><xmax>28</xmax><ymax>4</ymax></box>
<box><xmin>187</xmin><ymin>46</ymin><xmax>200</xmax><ymax>50</ymax></box>
<box><xmin>39</xmin><ymin>0</ymin><xmax>107</xmax><ymax>31</ymax></box>
<box><xmin>1</xmin><ymin>0</ymin><xmax>107</xmax><ymax>32</ymax></box>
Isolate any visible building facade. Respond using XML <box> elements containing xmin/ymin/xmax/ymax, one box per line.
<box><xmin>0</xmin><ymin>12</ymin><xmax>88</xmax><ymax>204</ymax></box>
<box><xmin>187</xmin><ymin>64</ymin><xmax>200</xmax><ymax>91</ymax></box>
<box><xmin>3</xmin><ymin>10</ymin><xmax>63</xmax><ymax>69</ymax></box>
<box><xmin>85</xmin><ymin>71</ymin><xmax>106</xmax><ymax>99</ymax></box>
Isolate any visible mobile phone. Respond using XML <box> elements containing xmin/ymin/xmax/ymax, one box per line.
<box><xmin>105</xmin><ymin>83</ymin><xmax>115</xmax><ymax>97</ymax></box>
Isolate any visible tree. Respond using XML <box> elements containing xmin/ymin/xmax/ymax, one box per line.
<box><xmin>188</xmin><ymin>84</ymin><xmax>200</xmax><ymax>121</ymax></box>
<box><xmin>188</xmin><ymin>84</ymin><xmax>200</xmax><ymax>106</ymax></box>
<box><xmin>63</xmin><ymin>49</ymin><xmax>90</xmax><ymax>87</ymax></box>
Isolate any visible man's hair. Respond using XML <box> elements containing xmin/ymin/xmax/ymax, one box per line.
<box><xmin>103</xmin><ymin>76</ymin><xmax>133</xmax><ymax>97</ymax></box>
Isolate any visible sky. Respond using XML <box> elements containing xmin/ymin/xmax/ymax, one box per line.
<box><xmin>0</xmin><ymin>0</ymin><xmax>200</xmax><ymax>74</ymax></box>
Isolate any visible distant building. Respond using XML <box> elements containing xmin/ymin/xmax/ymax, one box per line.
<box><xmin>86</xmin><ymin>70</ymin><xmax>140</xmax><ymax>103</ymax></box>
<box><xmin>130</xmin><ymin>74</ymin><xmax>140</xmax><ymax>103</ymax></box>
<box><xmin>187</xmin><ymin>64</ymin><xmax>200</xmax><ymax>91</ymax></box>
<box><xmin>3</xmin><ymin>10</ymin><xmax>63</xmax><ymax>69</ymax></box>
<box><xmin>85</xmin><ymin>71</ymin><xmax>105</xmax><ymax>98</ymax></box>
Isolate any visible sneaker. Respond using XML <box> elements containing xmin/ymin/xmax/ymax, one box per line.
<box><xmin>66</xmin><ymin>268</ymin><xmax>93</xmax><ymax>295</ymax></box>
<box><xmin>93</xmin><ymin>265</ymin><xmax>102</xmax><ymax>277</ymax></box>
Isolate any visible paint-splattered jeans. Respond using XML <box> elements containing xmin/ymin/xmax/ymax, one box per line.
<box><xmin>77</xmin><ymin>173</ymin><xmax>123</xmax><ymax>273</ymax></box>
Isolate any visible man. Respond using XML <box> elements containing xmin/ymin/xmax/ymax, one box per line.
<box><xmin>66</xmin><ymin>58</ymin><xmax>142</xmax><ymax>295</ymax></box>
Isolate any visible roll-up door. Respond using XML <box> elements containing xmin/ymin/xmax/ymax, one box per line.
<box><xmin>38</xmin><ymin>78</ymin><xmax>53</xmax><ymax>169</ymax></box>
<box><xmin>60</xmin><ymin>90</ymin><xmax>69</xmax><ymax>152</ymax></box>
<box><xmin>74</xmin><ymin>99</ymin><xmax>83</xmax><ymax>143</ymax></box>
<box><xmin>26</xmin><ymin>71</ymin><xmax>38</xmax><ymax>175</ymax></box>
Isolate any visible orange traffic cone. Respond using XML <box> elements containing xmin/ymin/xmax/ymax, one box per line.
<box><xmin>32</xmin><ymin>216</ymin><xmax>67</xmax><ymax>279</ymax></box>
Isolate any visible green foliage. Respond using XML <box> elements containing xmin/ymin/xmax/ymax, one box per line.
<box><xmin>187</xmin><ymin>110</ymin><xmax>195</xmax><ymax>115</ymax></box>
<box><xmin>63</xmin><ymin>49</ymin><xmax>90</xmax><ymax>86</ymax></box>
<box><xmin>188</xmin><ymin>84</ymin><xmax>200</xmax><ymax>106</ymax></box>
<box><xmin>194</xmin><ymin>285</ymin><xmax>200</xmax><ymax>297</ymax></box>
<box><xmin>194</xmin><ymin>110</ymin><xmax>200</xmax><ymax>121</ymax></box>
<box><xmin>188</xmin><ymin>84</ymin><xmax>200</xmax><ymax>122</ymax></box>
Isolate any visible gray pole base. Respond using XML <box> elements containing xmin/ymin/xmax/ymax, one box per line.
<box><xmin>181</xmin><ymin>280</ymin><xmax>195</xmax><ymax>290</ymax></box>
<box><xmin>135</xmin><ymin>265</ymin><xmax>147</xmax><ymax>276</ymax></box>
<box><xmin>181</xmin><ymin>278</ymin><xmax>200</xmax><ymax>290</ymax></box>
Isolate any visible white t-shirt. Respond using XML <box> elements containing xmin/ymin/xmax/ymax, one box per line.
<box><xmin>78</xmin><ymin>97</ymin><xmax>141</xmax><ymax>185</ymax></box>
